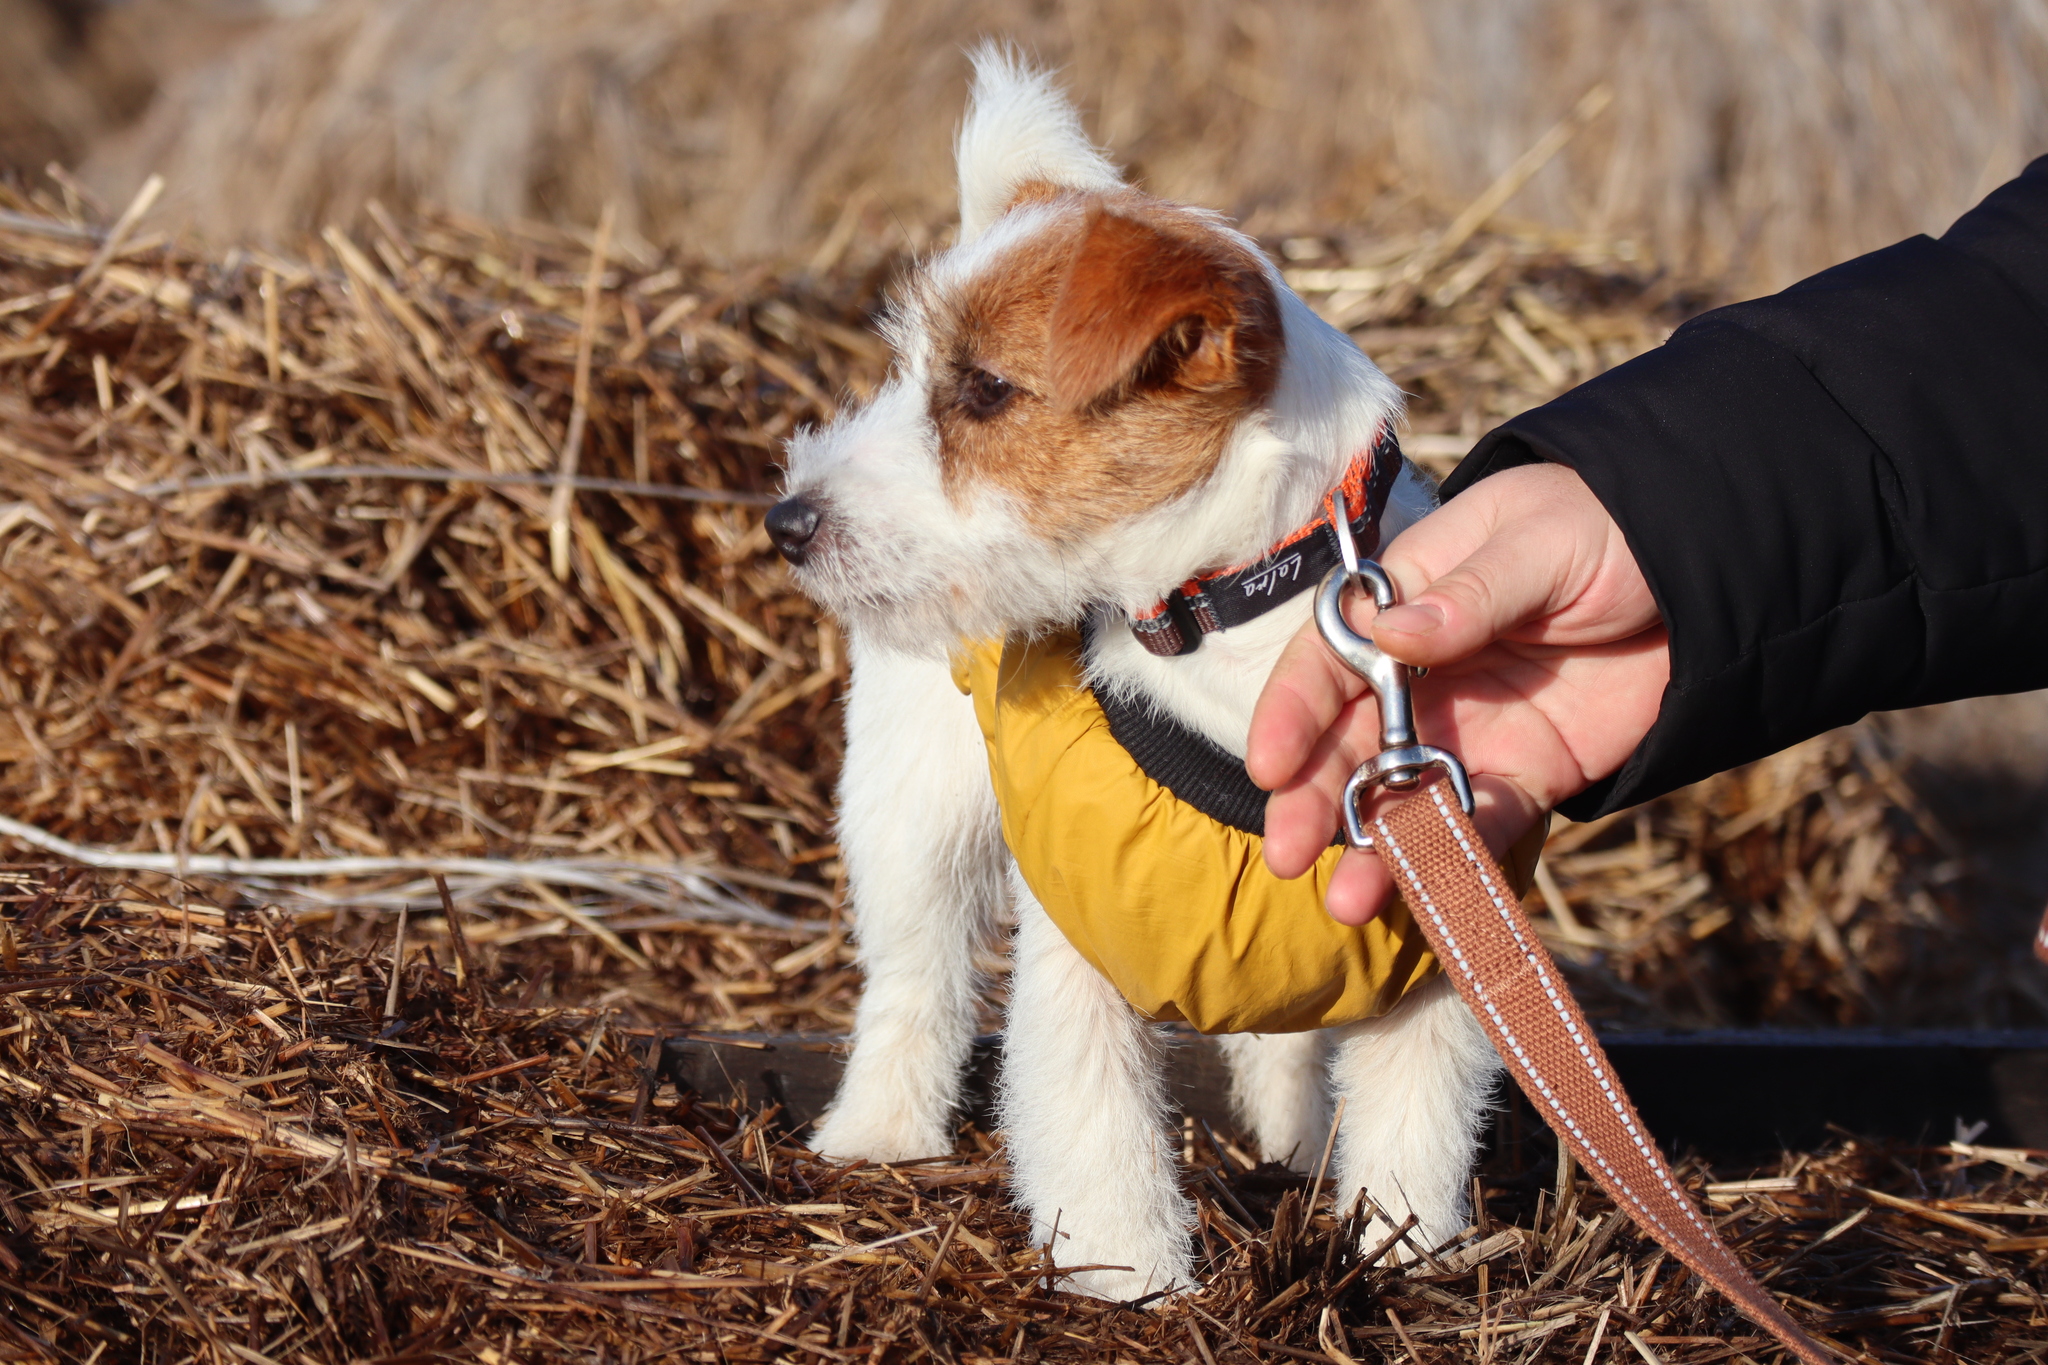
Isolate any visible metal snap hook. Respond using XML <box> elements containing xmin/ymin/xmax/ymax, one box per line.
<box><xmin>1312</xmin><ymin>526</ymin><xmax>1475</xmax><ymax>849</ymax></box>
<box><xmin>1313</xmin><ymin>561</ymin><xmax>1418</xmax><ymax>761</ymax></box>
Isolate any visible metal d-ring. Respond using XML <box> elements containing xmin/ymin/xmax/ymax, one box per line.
<box><xmin>1339</xmin><ymin>743</ymin><xmax>1477</xmax><ymax>849</ymax></box>
<box><xmin>1312</xmin><ymin>539</ymin><xmax>1475</xmax><ymax>849</ymax></box>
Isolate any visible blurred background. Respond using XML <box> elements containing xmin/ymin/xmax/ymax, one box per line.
<box><xmin>3</xmin><ymin>0</ymin><xmax>2047</xmax><ymax>1030</ymax></box>
<box><xmin>9</xmin><ymin>0</ymin><xmax>2048</xmax><ymax>292</ymax></box>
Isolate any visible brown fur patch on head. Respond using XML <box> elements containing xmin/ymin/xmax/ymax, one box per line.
<box><xmin>929</xmin><ymin>192</ymin><xmax>1282</xmax><ymax>541</ymax></box>
<box><xmin>1045</xmin><ymin>205</ymin><xmax>1278</xmax><ymax>411</ymax></box>
<box><xmin>1001</xmin><ymin>178</ymin><xmax>1070</xmax><ymax>216</ymax></box>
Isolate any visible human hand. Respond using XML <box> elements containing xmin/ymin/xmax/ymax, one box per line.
<box><xmin>1247</xmin><ymin>461</ymin><xmax>1669</xmax><ymax>924</ymax></box>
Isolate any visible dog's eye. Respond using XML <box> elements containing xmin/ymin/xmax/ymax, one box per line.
<box><xmin>957</xmin><ymin>366</ymin><xmax>1017</xmax><ymax>420</ymax></box>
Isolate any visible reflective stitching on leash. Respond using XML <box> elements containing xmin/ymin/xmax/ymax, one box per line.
<box><xmin>1422</xmin><ymin>786</ymin><xmax>1721</xmax><ymax>1242</ymax></box>
<box><xmin>1411</xmin><ymin>789</ymin><xmax>1825</xmax><ymax>1351</ymax></box>
<box><xmin>1374</xmin><ymin>789</ymin><xmax>1825</xmax><ymax>1360</ymax></box>
<box><xmin>1372</xmin><ymin>810</ymin><xmax>1685</xmax><ymax>1251</ymax></box>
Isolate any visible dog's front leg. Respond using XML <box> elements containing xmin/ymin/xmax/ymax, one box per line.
<box><xmin>1327</xmin><ymin>975</ymin><xmax>1501</xmax><ymax>1255</ymax></box>
<box><xmin>1002</xmin><ymin>870</ymin><xmax>1195</xmax><ymax>1302</ymax></box>
<box><xmin>811</xmin><ymin>638</ymin><xmax>1006</xmax><ymax>1163</ymax></box>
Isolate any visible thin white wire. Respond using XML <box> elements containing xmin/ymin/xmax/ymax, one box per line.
<box><xmin>0</xmin><ymin>813</ymin><xmax>813</xmax><ymax>932</ymax></box>
<box><xmin>124</xmin><ymin>466</ymin><xmax>775</xmax><ymax>506</ymax></box>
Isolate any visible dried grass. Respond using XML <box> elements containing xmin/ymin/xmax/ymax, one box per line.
<box><xmin>1538</xmin><ymin>730</ymin><xmax>2048</xmax><ymax>1031</ymax></box>
<box><xmin>2</xmin><ymin>183</ymin><xmax>2046</xmax><ymax>1361</ymax></box>
<box><xmin>0</xmin><ymin>0</ymin><xmax>103</xmax><ymax>175</ymax></box>
<box><xmin>3</xmin><ymin>870</ymin><xmax>2046</xmax><ymax>1364</ymax></box>
<box><xmin>0</xmin><ymin>180</ymin><xmax>2037</xmax><ymax>1023</ymax></box>
<box><xmin>0</xmin><ymin>190</ymin><xmax>870</xmax><ymax>941</ymax></box>
<box><xmin>70</xmin><ymin>0</ymin><xmax>2048</xmax><ymax>292</ymax></box>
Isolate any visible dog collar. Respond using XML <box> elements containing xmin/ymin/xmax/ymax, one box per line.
<box><xmin>1128</xmin><ymin>426</ymin><xmax>1404</xmax><ymax>657</ymax></box>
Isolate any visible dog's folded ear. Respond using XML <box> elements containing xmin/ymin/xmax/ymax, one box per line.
<box><xmin>1046</xmin><ymin>206</ymin><xmax>1280</xmax><ymax>413</ymax></box>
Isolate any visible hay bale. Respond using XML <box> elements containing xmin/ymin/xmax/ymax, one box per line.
<box><xmin>0</xmin><ymin>0</ymin><xmax>269</xmax><ymax>193</ymax></box>
<box><xmin>82</xmin><ymin>0</ymin><xmax>2048</xmax><ymax>289</ymax></box>
<box><xmin>1</xmin><ymin>189</ymin><xmax>2040</xmax><ymax>1029</ymax></box>
<box><xmin>0</xmin><ymin>0</ymin><xmax>104</xmax><ymax>175</ymax></box>
<box><xmin>0</xmin><ymin>201</ymin><xmax>866</xmax><ymax>939</ymax></box>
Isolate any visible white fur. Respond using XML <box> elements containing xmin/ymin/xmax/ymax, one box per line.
<box><xmin>1215</xmin><ymin>1031</ymin><xmax>1332</xmax><ymax>1170</ymax></box>
<box><xmin>793</xmin><ymin>54</ymin><xmax>1502</xmax><ymax>1299</ymax></box>
<box><xmin>956</xmin><ymin>45</ymin><xmax>1123</xmax><ymax>245</ymax></box>
<box><xmin>808</xmin><ymin>637</ymin><xmax>1007</xmax><ymax>1161</ymax></box>
<box><xmin>1002</xmin><ymin>870</ymin><xmax>1194</xmax><ymax>1300</ymax></box>
<box><xmin>1327</xmin><ymin>976</ymin><xmax>1501</xmax><ymax>1249</ymax></box>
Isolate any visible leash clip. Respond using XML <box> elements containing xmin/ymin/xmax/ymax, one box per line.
<box><xmin>1315</xmin><ymin>503</ymin><xmax>1474</xmax><ymax>850</ymax></box>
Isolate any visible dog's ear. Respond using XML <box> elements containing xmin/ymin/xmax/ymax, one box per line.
<box><xmin>1046</xmin><ymin>207</ymin><xmax>1279</xmax><ymax>412</ymax></box>
<box><xmin>956</xmin><ymin>45</ymin><xmax>1123</xmax><ymax>243</ymax></box>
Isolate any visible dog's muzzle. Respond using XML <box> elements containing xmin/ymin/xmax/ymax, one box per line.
<box><xmin>767</xmin><ymin>495</ymin><xmax>823</xmax><ymax>565</ymax></box>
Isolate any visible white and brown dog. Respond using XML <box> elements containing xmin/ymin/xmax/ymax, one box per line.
<box><xmin>770</xmin><ymin>50</ymin><xmax>1499</xmax><ymax>1300</ymax></box>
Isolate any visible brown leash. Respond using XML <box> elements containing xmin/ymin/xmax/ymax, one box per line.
<box><xmin>1312</xmin><ymin>524</ymin><xmax>1836</xmax><ymax>1365</ymax></box>
<box><xmin>1369</xmin><ymin>785</ymin><xmax>1834</xmax><ymax>1365</ymax></box>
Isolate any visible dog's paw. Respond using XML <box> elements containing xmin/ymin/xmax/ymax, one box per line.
<box><xmin>1040</xmin><ymin>1221</ymin><xmax>1196</xmax><ymax>1305</ymax></box>
<box><xmin>809</xmin><ymin>1106</ymin><xmax>951</xmax><ymax>1164</ymax></box>
<box><xmin>1362</xmin><ymin>1207</ymin><xmax>1463</xmax><ymax>1266</ymax></box>
<box><xmin>1057</xmin><ymin>1256</ymin><xmax>1196</xmax><ymax>1305</ymax></box>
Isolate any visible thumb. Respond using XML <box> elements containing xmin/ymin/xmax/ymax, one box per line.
<box><xmin>1371</xmin><ymin>524</ymin><xmax>1573</xmax><ymax>668</ymax></box>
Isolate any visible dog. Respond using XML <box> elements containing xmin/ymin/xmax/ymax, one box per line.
<box><xmin>769</xmin><ymin>49</ymin><xmax>1502</xmax><ymax>1301</ymax></box>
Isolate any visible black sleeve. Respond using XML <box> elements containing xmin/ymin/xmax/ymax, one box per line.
<box><xmin>1442</xmin><ymin>155</ymin><xmax>2048</xmax><ymax>821</ymax></box>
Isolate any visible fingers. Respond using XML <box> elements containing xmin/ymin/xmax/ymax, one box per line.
<box><xmin>1370</xmin><ymin>468</ymin><xmax>1588</xmax><ymax>668</ymax></box>
<box><xmin>1324</xmin><ymin>848</ymin><xmax>1393</xmax><ymax>925</ymax></box>
<box><xmin>1468</xmin><ymin>773</ymin><xmax>1546</xmax><ymax>861</ymax></box>
<box><xmin>1248</xmin><ymin>461</ymin><xmax>1654</xmax><ymax>897</ymax></box>
<box><xmin>1245</xmin><ymin>615</ymin><xmax>1374</xmax><ymax>793</ymax></box>
<box><xmin>1319</xmin><ymin>775</ymin><xmax>1545</xmax><ymax>926</ymax></box>
<box><xmin>1370</xmin><ymin>461</ymin><xmax>1660</xmax><ymax>669</ymax></box>
<box><xmin>1259</xmin><ymin>689</ymin><xmax>1376</xmax><ymax>877</ymax></box>
<box><xmin>1373</xmin><ymin>529</ymin><xmax>1570</xmax><ymax>668</ymax></box>
<box><xmin>1250</xmin><ymin>463</ymin><xmax>1621</xmax><ymax>796</ymax></box>
<box><xmin>1249</xmin><ymin>476</ymin><xmax>1564</xmax><ymax>867</ymax></box>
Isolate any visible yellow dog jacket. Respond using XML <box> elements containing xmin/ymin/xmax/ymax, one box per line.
<box><xmin>954</xmin><ymin>632</ymin><xmax>1544</xmax><ymax>1035</ymax></box>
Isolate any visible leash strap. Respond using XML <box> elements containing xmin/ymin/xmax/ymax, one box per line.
<box><xmin>1312</xmin><ymin>527</ymin><xmax>1834</xmax><ymax>1364</ymax></box>
<box><xmin>1368</xmin><ymin>784</ymin><xmax>1835</xmax><ymax>1365</ymax></box>
<box><xmin>2037</xmin><ymin>904</ymin><xmax>2048</xmax><ymax>966</ymax></box>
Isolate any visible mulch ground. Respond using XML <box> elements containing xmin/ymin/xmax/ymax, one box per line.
<box><xmin>2</xmin><ymin>876</ymin><xmax>2045</xmax><ymax>1364</ymax></box>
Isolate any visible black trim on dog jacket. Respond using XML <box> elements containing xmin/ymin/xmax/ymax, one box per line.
<box><xmin>1444</xmin><ymin>154</ymin><xmax>2048</xmax><ymax>821</ymax></box>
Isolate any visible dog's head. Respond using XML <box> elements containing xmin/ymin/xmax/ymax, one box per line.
<box><xmin>774</xmin><ymin>48</ymin><xmax>1398</xmax><ymax>653</ymax></box>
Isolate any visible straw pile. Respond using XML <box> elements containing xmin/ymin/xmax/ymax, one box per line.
<box><xmin>3</xmin><ymin>870</ymin><xmax>2046</xmax><ymax>1364</ymax></box>
<box><xmin>0</xmin><ymin>0</ymin><xmax>279</xmax><ymax>184</ymax></box>
<box><xmin>0</xmin><ymin>175</ymin><xmax>2039</xmax><ymax>1021</ymax></box>
<box><xmin>1</xmin><ymin>184</ymin><xmax>2045</xmax><ymax>1360</ymax></box>
<box><xmin>0</xmin><ymin>186</ymin><xmax>876</xmax><ymax>944</ymax></box>
<box><xmin>0</xmin><ymin>0</ymin><xmax>103</xmax><ymax>175</ymax></box>
<box><xmin>74</xmin><ymin>0</ymin><xmax>2048</xmax><ymax>292</ymax></box>
<box><xmin>1532</xmin><ymin>727</ymin><xmax>2048</xmax><ymax>1031</ymax></box>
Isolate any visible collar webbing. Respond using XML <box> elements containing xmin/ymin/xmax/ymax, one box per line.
<box><xmin>1130</xmin><ymin>427</ymin><xmax>1403</xmax><ymax>657</ymax></box>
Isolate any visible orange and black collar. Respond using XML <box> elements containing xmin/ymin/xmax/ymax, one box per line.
<box><xmin>1129</xmin><ymin>427</ymin><xmax>1403</xmax><ymax>657</ymax></box>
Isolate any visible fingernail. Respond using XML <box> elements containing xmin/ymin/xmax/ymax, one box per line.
<box><xmin>1375</xmin><ymin>603</ymin><xmax>1443</xmax><ymax>637</ymax></box>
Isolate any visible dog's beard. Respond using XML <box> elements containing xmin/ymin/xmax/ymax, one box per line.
<box><xmin>779</xmin><ymin>393</ymin><xmax>1169</xmax><ymax>653</ymax></box>
<box><xmin>789</xmin><ymin>524</ymin><xmax>1105</xmax><ymax>656</ymax></box>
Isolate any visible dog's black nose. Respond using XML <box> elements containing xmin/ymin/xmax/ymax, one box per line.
<box><xmin>766</xmin><ymin>495</ymin><xmax>823</xmax><ymax>565</ymax></box>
